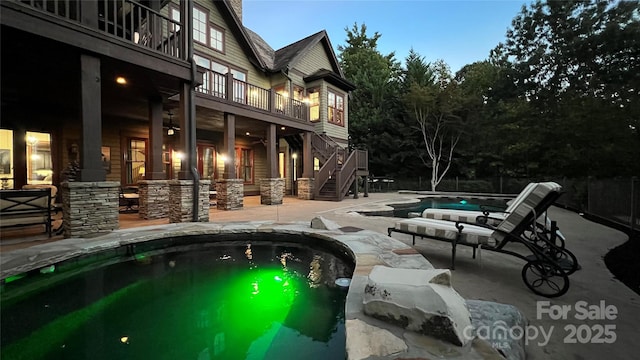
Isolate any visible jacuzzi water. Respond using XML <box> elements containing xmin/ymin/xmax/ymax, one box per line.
<box><xmin>393</xmin><ymin>197</ymin><xmax>508</xmax><ymax>218</ymax></box>
<box><xmin>0</xmin><ymin>235</ymin><xmax>354</xmax><ymax>360</ymax></box>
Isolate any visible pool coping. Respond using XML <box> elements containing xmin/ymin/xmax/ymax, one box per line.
<box><xmin>0</xmin><ymin>219</ymin><xmax>503</xmax><ymax>359</ymax></box>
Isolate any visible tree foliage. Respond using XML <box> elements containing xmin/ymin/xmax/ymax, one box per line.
<box><xmin>338</xmin><ymin>0</ymin><xmax>640</xmax><ymax>183</ymax></box>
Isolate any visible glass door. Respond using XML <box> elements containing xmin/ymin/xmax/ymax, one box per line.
<box><xmin>26</xmin><ymin>131</ymin><xmax>52</xmax><ymax>185</ymax></box>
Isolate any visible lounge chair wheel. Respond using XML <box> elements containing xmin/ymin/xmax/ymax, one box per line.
<box><xmin>521</xmin><ymin>259</ymin><xmax>570</xmax><ymax>298</ymax></box>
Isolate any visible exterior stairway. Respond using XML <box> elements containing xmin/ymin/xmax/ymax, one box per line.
<box><xmin>312</xmin><ymin>133</ymin><xmax>368</xmax><ymax>201</ymax></box>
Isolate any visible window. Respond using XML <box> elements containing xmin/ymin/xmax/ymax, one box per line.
<box><xmin>26</xmin><ymin>132</ymin><xmax>52</xmax><ymax>185</ymax></box>
<box><xmin>198</xmin><ymin>144</ymin><xmax>216</xmax><ymax>180</ymax></box>
<box><xmin>193</xmin><ymin>54</ymin><xmax>211</xmax><ymax>94</ymax></box>
<box><xmin>231</xmin><ymin>69</ymin><xmax>247</xmax><ymax>103</ymax></box>
<box><xmin>293</xmin><ymin>86</ymin><xmax>304</xmax><ymax>101</ymax></box>
<box><xmin>235</xmin><ymin>147</ymin><xmax>253</xmax><ymax>184</ymax></box>
<box><xmin>170</xmin><ymin>7</ymin><xmax>181</xmax><ymax>32</ymax></box>
<box><xmin>193</xmin><ymin>7</ymin><xmax>208</xmax><ymax>44</ymax></box>
<box><xmin>0</xmin><ymin>129</ymin><xmax>14</xmax><ymax>189</ymax></box>
<box><xmin>210</xmin><ymin>25</ymin><xmax>224</xmax><ymax>52</ymax></box>
<box><xmin>328</xmin><ymin>90</ymin><xmax>344</xmax><ymax>126</ymax></box>
<box><xmin>308</xmin><ymin>89</ymin><xmax>320</xmax><ymax>122</ymax></box>
<box><xmin>125</xmin><ymin>138</ymin><xmax>146</xmax><ymax>185</ymax></box>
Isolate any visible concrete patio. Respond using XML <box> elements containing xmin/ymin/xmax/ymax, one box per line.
<box><xmin>1</xmin><ymin>192</ymin><xmax>638</xmax><ymax>359</ymax></box>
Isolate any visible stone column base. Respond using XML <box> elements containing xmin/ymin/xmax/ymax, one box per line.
<box><xmin>216</xmin><ymin>179</ymin><xmax>244</xmax><ymax>210</ymax></box>
<box><xmin>168</xmin><ymin>180</ymin><xmax>211</xmax><ymax>223</ymax></box>
<box><xmin>61</xmin><ymin>181</ymin><xmax>119</xmax><ymax>238</ymax></box>
<box><xmin>138</xmin><ymin>180</ymin><xmax>169</xmax><ymax>220</ymax></box>
<box><xmin>297</xmin><ymin>178</ymin><xmax>315</xmax><ymax>200</ymax></box>
<box><xmin>260</xmin><ymin>178</ymin><xmax>285</xmax><ymax>205</ymax></box>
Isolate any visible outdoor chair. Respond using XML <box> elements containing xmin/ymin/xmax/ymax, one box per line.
<box><xmin>119</xmin><ymin>186</ymin><xmax>139</xmax><ymax>213</ymax></box>
<box><xmin>422</xmin><ymin>182</ymin><xmax>568</xmax><ymax>248</ymax></box>
<box><xmin>388</xmin><ymin>182</ymin><xmax>578</xmax><ymax>298</ymax></box>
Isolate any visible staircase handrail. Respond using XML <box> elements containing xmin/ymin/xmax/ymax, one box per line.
<box><xmin>314</xmin><ymin>151</ymin><xmax>337</xmax><ymax>198</ymax></box>
<box><xmin>337</xmin><ymin>150</ymin><xmax>358</xmax><ymax>200</ymax></box>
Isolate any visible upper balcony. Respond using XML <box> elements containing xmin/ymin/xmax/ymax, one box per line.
<box><xmin>197</xmin><ymin>71</ymin><xmax>310</xmax><ymax>123</ymax></box>
<box><xmin>3</xmin><ymin>0</ymin><xmax>190</xmax><ymax>77</ymax></box>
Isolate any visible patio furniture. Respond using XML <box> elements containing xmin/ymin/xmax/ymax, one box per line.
<box><xmin>388</xmin><ymin>182</ymin><xmax>578</xmax><ymax>298</ymax></box>
<box><xmin>422</xmin><ymin>182</ymin><xmax>568</xmax><ymax>248</ymax></box>
<box><xmin>1</xmin><ymin>188</ymin><xmax>53</xmax><ymax>237</ymax></box>
<box><xmin>119</xmin><ymin>186</ymin><xmax>139</xmax><ymax>213</ymax></box>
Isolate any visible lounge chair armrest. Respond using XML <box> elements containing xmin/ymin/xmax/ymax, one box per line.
<box><xmin>456</xmin><ymin>218</ymin><xmax>497</xmax><ymax>231</ymax></box>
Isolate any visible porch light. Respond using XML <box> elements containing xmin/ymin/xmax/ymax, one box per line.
<box><xmin>116</xmin><ymin>76</ymin><xmax>127</xmax><ymax>85</ymax></box>
<box><xmin>281</xmin><ymin>126</ymin><xmax>286</xmax><ymax>130</ymax></box>
<box><xmin>245</xmin><ymin>132</ymin><xmax>250</xmax><ymax>136</ymax></box>
<box><xmin>167</xmin><ymin>111</ymin><xmax>176</xmax><ymax>136</ymax></box>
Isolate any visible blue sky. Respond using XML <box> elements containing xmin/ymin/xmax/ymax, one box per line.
<box><xmin>243</xmin><ymin>0</ymin><xmax>528</xmax><ymax>73</ymax></box>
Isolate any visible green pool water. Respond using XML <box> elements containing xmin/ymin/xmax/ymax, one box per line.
<box><xmin>1</xmin><ymin>239</ymin><xmax>353</xmax><ymax>360</ymax></box>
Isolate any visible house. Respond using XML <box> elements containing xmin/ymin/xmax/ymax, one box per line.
<box><xmin>0</xmin><ymin>0</ymin><xmax>368</xmax><ymax>237</ymax></box>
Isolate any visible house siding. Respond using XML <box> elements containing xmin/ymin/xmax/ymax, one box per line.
<box><xmin>168</xmin><ymin>0</ymin><xmax>271</xmax><ymax>89</ymax></box>
<box><xmin>294</xmin><ymin>42</ymin><xmax>334</xmax><ymax>75</ymax></box>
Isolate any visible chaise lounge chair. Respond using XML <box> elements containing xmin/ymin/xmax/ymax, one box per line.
<box><xmin>421</xmin><ymin>182</ymin><xmax>567</xmax><ymax>248</ymax></box>
<box><xmin>388</xmin><ymin>182</ymin><xmax>578</xmax><ymax>298</ymax></box>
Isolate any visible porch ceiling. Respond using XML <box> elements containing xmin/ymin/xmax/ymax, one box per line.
<box><xmin>1</xmin><ymin>27</ymin><xmax>184</xmax><ymax>124</ymax></box>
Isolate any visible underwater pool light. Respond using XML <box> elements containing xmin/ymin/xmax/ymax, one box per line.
<box><xmin>459</xmin><ymin>199</ymin><xmax>468</xmax><ymax>205</ymax></box>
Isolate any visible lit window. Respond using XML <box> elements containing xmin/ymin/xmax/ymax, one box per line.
<box><xmin>328</xmin><ymin>90</ymin><xmax>344</xmax><ymax>126</ymax></box>
<box><xmin>308</xmin><ymin>89</ymin><xmax>320</xmax><ymax>122</ymax></box>
<box><xmin>210</xmin><ymin>26</ymin><xmax>224</xmax><ymax>52</ymax></box>
<box><xmin>126</xmin><ymin>138</ymin><xmax>146</xmax><ymax>185</ymax></box>
<box><xmin>193</xmin><ymin>7</ymin><xmax>207</xmax><ymax>44</ymax></box>
<box><xmin>170</xmin><ymin>7</ymin><xmax>181</xmax><ymax>32</ymax></box>
<box><xmin>193</xmin><ymin>54</ymin><xmax>211</xmax><ymax>94</ymax></box>
<box><xmin>235</xmin><ymin>147</ymin><xmax>254</xmax><ymax>184</ymax></box>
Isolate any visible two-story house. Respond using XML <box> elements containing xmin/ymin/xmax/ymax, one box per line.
<box><xmin>0</xmin><ymin>0</ymin><xmax>367</xmax><ymax>237</ymax></box>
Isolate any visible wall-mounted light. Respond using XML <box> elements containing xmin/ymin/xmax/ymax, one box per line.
<box><xmin>116</xmin><ymin>76</ymin><xmax>127</xmax><ymax>85</ymax></box>
<box><xmin>291</xmin><ymin>153</ymin><xmax>298</xmax><ymax>159</ymax></box>
<box><xmin>220</xmin><ymin>154</ymin><xmax>228</xmax><ymax>163</ymax></box>
<box><xmin>281</xmin><ymin>126</ymin><xmax>286</xmax><ymax>130</ymax></box>
<box><xmin>245</xmin><ymin>132</ymin><xmax>250</xmax><ymax>136</ymax></box>
<box><xmin>167</xmin><ymin>111</ymin><xmax>176</xmax><ymax>136</ymax></box>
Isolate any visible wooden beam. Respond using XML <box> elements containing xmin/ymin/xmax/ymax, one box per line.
<box><xmin>302</xmin><ymin>132</ymin><xmax>313</xmax><ymax>178</ymax></box>
<box><xmin>146</xmin><ymin>96</ymin><xmax>165</xmax><ymax>180</ymax></box>
<box><xmin>78</xmin><ymin>54</ymin><xmax>106</xmax><ymax>181</ymax></box>
<box><xmin>266</xmin><ymin>124</ymin><xmax>278</xmax><ymax>178</ymax></box>
<box><xmin>223</xmin><ymin>113</ymin><xmax>236</xmax><ymax>179</ymax></box>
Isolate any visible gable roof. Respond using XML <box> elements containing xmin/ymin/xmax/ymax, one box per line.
<box><xmin>243</xmin><ymin>27</ymin><xmax>275</xmax><ymax>69</ymax></box>
<box><xmin>211</xmin><ymin>1</ymin><xmax>351</xmax><ymax>89</ymax></box>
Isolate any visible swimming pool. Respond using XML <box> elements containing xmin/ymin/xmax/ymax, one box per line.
<box><xmin>0</xmin><ymin>234</ymin><xmax>354</xmax><ymax>360</ymax></box>
<box><xmin>392</xmin><ymin>197</ymin><xmax>508</xmax><ymax>218</ymax></box>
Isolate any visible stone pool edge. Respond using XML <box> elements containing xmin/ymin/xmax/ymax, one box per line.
<box><xmin>0</xmin><ymin>219</ymin><xmax>516</xmax><ymax>360</ymax></box>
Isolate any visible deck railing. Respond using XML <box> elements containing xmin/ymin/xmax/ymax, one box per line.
<box><xmin>13</xmin><ymin>0</ymin><xmax>185</xmax><ymax>60</ymax></box>
<box><xmin>197</xmin><ymin>72</ymin><xmax>309</xmax><ymax>122</ymax></box>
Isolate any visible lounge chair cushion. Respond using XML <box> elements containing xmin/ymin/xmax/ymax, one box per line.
<box><xmin>394</xmin><ymin>218</ymin><xmax>496</xmax><ymax>246</ymax></box>
<box><xmin>422</xmin><ymin>209</ymin><xmax>502</xmax><ymax>226</ymax></box>
<box><xmin>496</xmin><ymin>182</ymin><xmax>561</xmax><ymax>234</ymax></box>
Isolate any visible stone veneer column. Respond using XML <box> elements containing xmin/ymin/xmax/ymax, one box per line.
<box><xmin>216</xmin><ymin>179</ymin><xmax>244</xmax><ymax>210</ymax></box>
<box><xmin>260</xmin><ymin>178</ymin><xmax>284</xmax><ymax>205</ymax></box>
<box><xmin>297</xmin><ymin>178</ymin><xmax>315</xmax><ymax>200</ymax></box>
<box><xmin>61</xmin><ymin>181</ymin><xmax>119</xmax><ymax>238</ymax></box>
<box><xmin>138</xmin><ymin>180</ymin><xmax>169</xmax><ymax>220</ymax></box>
<box><xmin>168</xmin><ymin>180</ymin><xmax>210</xmax><ymax>223</ymax></box>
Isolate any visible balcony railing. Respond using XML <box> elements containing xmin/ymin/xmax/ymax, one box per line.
<box><xmin>197</xmin><ymin>71</ymin><xmax>309</xmax><ymax>122</ymax></box>
<box><xmin>12</xmin><ymin>0</ymin><xmax>185</xmax><ymax>61</ymax></box>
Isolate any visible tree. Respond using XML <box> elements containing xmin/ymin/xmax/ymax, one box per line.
<box><xmin>404</xmin><ymin>57</ymin><xmax>463</xmax><ymax>190</ymax></box>
<box><xmin>496</xmin><ymin>0</ymin><xmax>640</xmax><ymax>177</ymax></box>
<box><xmin>338</xmin><ymin>23</ymin><xmax>405</xmax><ymax>176</ymax></box>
